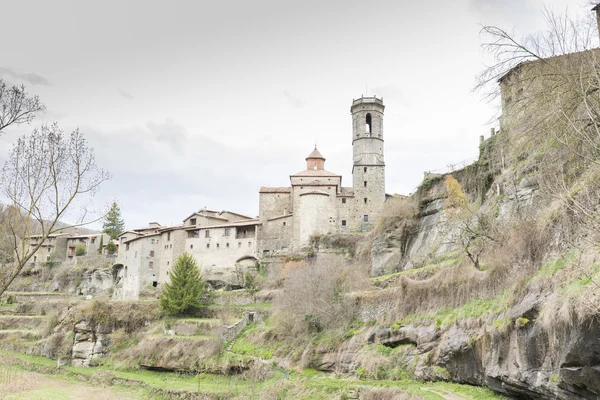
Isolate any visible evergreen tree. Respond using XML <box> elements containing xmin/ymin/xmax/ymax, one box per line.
<box><xmin>160</xmin><ymin>253</ymin><xmax>206</xmax><ymax>316</ymax></box>
<box><xmin>103</xmin><ymin>201</ymin><xmax>125</xmax><ymax>240</ymax></box>
<box><xmin>97</xmin><ymin>235</ymin><xmax>104</xmax><ymax>255</ymax></box>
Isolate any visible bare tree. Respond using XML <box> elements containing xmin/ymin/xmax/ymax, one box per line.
<box><xmin>0</xmin><ymin>79</ymin><xmax>45</xmax><ymax>132</ymax></box>
<box><xmin>476</xmin><ymin>6</ymin><xmax>600</xmax><ymax>241</ymax></box>
<box><xmin>0</xmin><ymin>124</ymin><xmax>109</xmax><ymax>297</ymax></box>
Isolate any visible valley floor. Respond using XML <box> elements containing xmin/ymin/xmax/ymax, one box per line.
<box><xmin>0</xmin><ymin>351</ymin><xmax>504</xmax><ymax>400</ymax></box>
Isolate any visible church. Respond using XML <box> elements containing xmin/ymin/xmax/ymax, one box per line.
<box><xmin>258</xmin><ymin>95</ymin><xmax>387</xmax><ymax>253</ymax></box>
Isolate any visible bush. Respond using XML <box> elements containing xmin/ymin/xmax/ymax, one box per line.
<box><xmin>105</xmin><ymin>241</ymin><xmax>116</xmax><ymax>255</ymax></box>
<box><xmin>160</xmin><ymin>252</ymin><xmax>206</xmax><ymax>316</ymax></box>
<box><xmin>274</xmin><ymin>259</ymin><xmax>369</xmax><ymax>336</ymax></box>
<box><xmin>75</xmin><ymin>243</ymin><xmax>86</xmax><ymax>256</ymax></box>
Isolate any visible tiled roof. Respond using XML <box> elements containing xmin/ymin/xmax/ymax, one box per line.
<box><xmin>291</xmin><ymin>169</ymin><xmax>340</xmax><ymax>177</ymax></box>
<box><xmin>338</xmin><ymin>187</ymin><xmax>355</xmax><ymax>197</ymax></box>
<box><xmin>305</xmin><ymin>147</ymin><xmax>325</xmax><ymax>160</ymax></box>
<box><xmin>259</xmin><ymin>187</ymin><xmax>292</xmax><ymax>193</ymax></box>
<box><xmin>184</xmin><ymin>219</ymin><xmax>260</xmax><ymax>230</ymax></box>
<box><xmin>299</xmin><ymin>190</ymin><xmax>330</xmax><ymax>196</ymax></box>
<box><xmin>267</xmin><ymin>214</ymin><xmax>293</xmax><ymax>221</ymax></box>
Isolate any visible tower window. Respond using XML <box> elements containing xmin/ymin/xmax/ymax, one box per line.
<box><xmin>366</xmin><ymin>113</ymin><xmax>372</xmax><ymax>134</ymax></box>
<box><xmin>283</xmin><ymin>221</ymin><xmax>286</xmax><ymax>226</ymax></box>
<box><xmin>364</xmin><ymin>181</ymin><xmax>367</xmax><ymax>187</ymax></box>
<box><xmin>314</xmin><ymin>162</ymin><xmax>317</xmax><ymax>170</ymax></box>
<box><xmin>364</xmin><ymin>198</ymin><xmax>368</xmax><ymax>204</ymax></box>
<box><xmin>342</xmin><ymin>220</ymin><xmax>347</xmax><ymax>226</ymax></box>
<box><xmin>205</xmin><ymin>230</ymin><xmax>210</xmax><ymax>238</ymax></box>
<box><xmin>206</xmin><ymin>243</ymin><xmax>210</xmax><ymax>249</ymax></box>
<box><xmin>363</xmin><ymin>215</ymin><xmax>369</xmax><ymax>222</ymax></box>
<box><xmin>342</xmin><ymin>198</ymin><xmax>346</xmax><ymax>204</ymax></box>
<box><xmin>364</xmin><ymin>167</ymin><xmax>367</xmax><ymax>173</ymax></box>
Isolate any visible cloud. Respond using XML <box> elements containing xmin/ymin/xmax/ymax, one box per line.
<box><xmin>282</xmin><ymin>90</ymin><xmax>306</xmax><ymax>108</ymax></box>
<box><xmin>371</xmin><ymin>84</ymin><xmax>407</xmax><ymax>107</ymax></box>
<box><xmin>80</xmin><ymin>120</ymin><xmax>264</xmax><ymax>227</ymax></box>
<box><xmin>0</xmin><ymin>67</ymin><xmax>50</xmax><ymax>86</ymax></box>
<box><xmin>118</xmin><ymin>90</ymin><xmax>134</xmax><ymax>100</ymax></box>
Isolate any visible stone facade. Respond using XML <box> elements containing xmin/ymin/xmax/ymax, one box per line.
<box><xmin>114</xmin><ymin>96</ymin><xmax>388</xmax><ymax>299</ymax></box>
<box><xmin>114</xmin><ymin>210</ymin><xmax>260</xmax><ymax>300</ymax></box>
<box><xmin>258</xmin><ymin>96</ymin><xmax>387</xmax><ymax>253</ymax></box>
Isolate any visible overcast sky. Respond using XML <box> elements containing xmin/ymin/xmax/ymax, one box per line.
<box><xmin>0</xmin><ymin>0</ymin><xmax>591</xmax><ymax>229</ymax></box>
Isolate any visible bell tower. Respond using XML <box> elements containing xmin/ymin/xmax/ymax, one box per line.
<box><xmin>351</xmin><ymin>96</ymin><xmax>386</xmax><ymax>226</ymax></box>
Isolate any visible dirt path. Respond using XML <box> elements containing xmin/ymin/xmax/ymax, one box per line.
<box><xmin>421</xmin><ymin>387</ymin><xmax>469</xmax><ymax>400</ymax></box>
<box><xmin>0</xmin><ymin>369</ymin><xmax>144</xmax><ymax>400</ymax></box>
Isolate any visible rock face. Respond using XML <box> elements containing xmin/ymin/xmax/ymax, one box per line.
<box><xmin>71</xmin><ymin>321</ymin><xmax>109</xmax><ymax>367</ymax></box>
<box><xmin>308</xmin><ymin>316</ymin><xmax>600</xmax><ymax>399</ymax></box>
<box><xmin>80</xmin><ymin>269</ymin><xmax>114</xmax><ymax>295</ymax></box>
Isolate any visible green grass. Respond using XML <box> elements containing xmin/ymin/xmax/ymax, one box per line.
<box><xmin>1</xmin><ymin>349</ymin><xmax>506</xmax><ymax>399</ymax></box>
<box><xmin>391</xmin><ymin>290</ymin><xmax>513</xmax><ymax>330</ymax></box>
<box><xmin>372</xmin><ymin>256</ymin><xmax>459</xmax><ymax>286</ymax></box>
<box><xmin>229</xmin><ymin>336</ymin><xmax>274</xmax><ymax>360</ymax></box>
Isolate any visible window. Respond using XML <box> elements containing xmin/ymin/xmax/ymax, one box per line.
<box><xmin>283</xmin><ymin>221</ymin><xmax>286</xmax><ymax>226</ymax></box>
<box><xmin>342</xmin><ymin>198</ymin><xmax>346</xmax><ymax>204</ymax></box>
<box><xmin>226</xmin><ymin>243</ymin><xmax>230</xmax><ymax>248</ymax></box>
<box><xmin>238</xmin><ymin>242</ymin><xmax>242</xmax><ymax>248</ymax></box>
<box><xmin>190</xmin><ymin>244</ymin><xmax>193</xmax><ymax>249</ymax></box>
<box><xmin>313</xmin><ymin>162</ymin><xmax>317</xmax><ymax>170</ymax></box>
<box><xmin>167</xmin><ymin>261</ymin><xmax>169</xmax><ymax>266</ymax></box>
<box><xmin>47</xmin><ymin>247</ymin><xmax>51</xmax><ymax>252</ymax></box>
<box><xmin>135</xmin><ymin>251</ymin><xmax>137</xmax><ymax>258</ymax></box>
<box><xmin>150</xmin><ymin>250</ymin><xmax>155</xmax><ymax>257</ymax></box>
<box><xmin>170</xmin><ymin>244</ymin><xmax>172</xmax><ymax>249</ymax></box>
<box><xmin>224</xmin><ymin>228</ymin><xmax>231</xmax><ymax>236</ymax></box>
<box><xmin>206</xmin><ymin>243</ymin><xmax>210</xmax><ymax>249</ymax></box>
<box><xmin>217</xmin><ymin>243</ymin><xmax>220</xmax><ymax>249</ymax></box>
<box><xmin>46</xmin><ymin>255</ymin><xmax>50</xmax><ymax>261</ymax></box>
<box><xmin>248</xmin><ymin>241</ymin><xmax>252</xmax><ymax>247</ymax></box>
<box><xmin>205</xmin><ymin>230</ymin><xmax>210</xmax><ymax>238</ymax></box>
<box><xmin>364</xmin><ymin>198</ymin><xmax>368</xmax><ymax>204</ymax></box>
<box><xmin>126</xmin><ymin>244</ymin><xmax>130</xmax><ymax>251</ymax></box>
<box><xmin>91</xmin><ymin>237</ymin><xmax>96</xmax><ymax>244</ymax></box>
<box><xmin>366</xmin><ymin>113</ymin><xmax>372</xmax><ymax>134</ymax></box>
<box><xmin>151</xmin><ymin>239</ymin><xmax>154</xmax><ymax>244</ymax></box>
<box><xmin>363</xmin><ymin>215</ymin><xmax>369</xmax><ymax>222</ymax></box>
<box><xmin>33</xmin><ymin>256</ymin><xmax>37</xmax><ymax>262</ymax></box>
<box><xmin>167</xmin><ymin>232</ymin><xmax>171</xmax><ymax>241</ymax></box>
<box><xmin>364</xmin><ymin>181</ymin><xmax>367</xmax><ymax>187</ymax></box>
<box><xmin>149</xmin><ymin>261</ymin><xmax>154</xmax><ymax>269</ymax></box>
<box><xmin>364</xmin><ymin>167</ymin><xmax>367</xmax><ymax>173</ymax></box>
<box><xmin>342</xmin><ymin>220</ymin><xmax>347</xmax><ymax>226</ymax></box>
<box><xmin>190</xmin><ymin>218</ymin><xmax>196</xmax><ymax>225</ymax></box>
<box><xmin>152</xmin><ymin>281</ymin><xmax>158</xmax><ymax>288</ymax></box>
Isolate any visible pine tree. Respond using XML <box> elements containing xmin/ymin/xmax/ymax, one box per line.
<box><xmin>160</xmin><ymin>253</ymin><xmax>206</xmax><ymax>316</ymax></box>
<box><xmin>97</xmin><ymin>235</ymin><xmax>104</xmax><ymax>255</ymax></box>
<box><xmin>103</xmin><ymin>201</ymin><xmax>125</xmax><ymax>240</ymax></box>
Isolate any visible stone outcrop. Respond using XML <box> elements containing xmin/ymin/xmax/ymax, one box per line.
<box><xmin>307</xmin><ymin>311</ymin><xmax>600</xmax><ymax>399</ymax></box>
<box><xmin>71</xmin><ymin>321</ymin><xmax>110</xmax><ymax>367</ymax></box>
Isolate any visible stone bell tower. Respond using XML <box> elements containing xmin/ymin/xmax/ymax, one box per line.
<box><xmin>351</xmin><ymin>96</ymin><xmax>386</xmax><ymax>225</ymax></box>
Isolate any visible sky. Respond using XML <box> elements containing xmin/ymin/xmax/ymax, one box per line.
<box><xmin>0</xmin><ymin>0</ymin><xmax>591</xmax><ymax>230</ymax></box>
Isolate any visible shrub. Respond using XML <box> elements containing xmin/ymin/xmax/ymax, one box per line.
<box><xmin>105</xmin><ymin>241</ymin><xmax>116</xmax><ymax>255</ymax></box>
<box><xmin>75</xmin><ymin>243</ymin><xmax>86</xmax><ymax>256</ymax></box>
<box><xmin>274</xmin><ymin>259</ymin><xmax>369</xmax><ymax>336</ymax></box>
<box><xmin>160</xmin><ymin>252</ymin><xmax>206</xmax><ymax>316</ymax></box>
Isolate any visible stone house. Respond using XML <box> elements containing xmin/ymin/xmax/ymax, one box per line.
<box><xmin>113</xmin><ymin>96</ymin><xmax>389</xmax><ymax>299</ymax></box>
<box><xmin>258</xmin><ymin>96</ymin><xmax>388</xmax><ymax>253</ymax></box>
<box><xmin>25</xmin><ymin>233</ymin><xmax>71</xmax><ymax>263</ymax></box>
<box><xmin>114</xmin><ymin>210</ymin><xmax>260</xmax><ymax>300</ymax></box>
<box><xmin>66</xmin><ymin>233</ymin><xmax>111</xmax><ymax>260</ymax></box>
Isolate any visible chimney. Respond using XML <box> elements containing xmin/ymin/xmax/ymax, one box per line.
<box><xmin>593</xmin><ymin>3</ymin><xmax>600</xmax><ymax>43</ymax></box>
